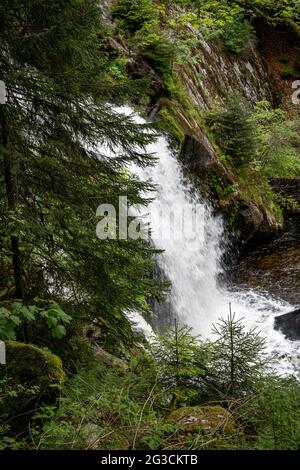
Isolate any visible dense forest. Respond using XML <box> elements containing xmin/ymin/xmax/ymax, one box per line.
<box><xmin>0</xmin><ymin>0</ymin><xmax>300</xmax><ymax>452</ymax></box>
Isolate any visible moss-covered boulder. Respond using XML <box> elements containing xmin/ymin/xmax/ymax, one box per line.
<box><xmin>161</xmin><ymin>405</ymin><xmax>242</xmax><ymax>450</ymax></box>
<box><xmin>0</xmin><ymin>341</ymin><xmax>65</xmax><ymax>415</ymax></box>
<box><xmin>83</xmin><ymin>423</ymin><xmax>130</xmax><ymax>450</ymax></box>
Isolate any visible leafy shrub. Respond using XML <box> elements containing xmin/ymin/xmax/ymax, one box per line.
<box><xmin>30</xmin><ymin>359</ymin><xmax>160</xmax><ymax>450</ymax></box>
<box><xmin>249</xmin><ymin>101</ymin><xmax>300</xmax><ymax>178</ymax></box>
<box><xmin>206</xmin><ymin>97</ymin><xmax>300</xmax><ymax>177</ymax></box>
<box><xmin>0</xmin><ymin>299</ymin><xmax>71</xmax><ymax>341</ymax></box>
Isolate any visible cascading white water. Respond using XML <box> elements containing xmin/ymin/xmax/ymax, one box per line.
<box><xmin>124</xmin><ymin>109</ymin><xmax>300</xmax><ymax>377</ymax></box>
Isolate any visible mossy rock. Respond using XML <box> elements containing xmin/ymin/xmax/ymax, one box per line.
<box><xmin>0</xmin><ymin>341</ymin><xmax>65</xmax><ymax>415</ymax></box>
<box><xmin>161</xmin><ymin>405</ymin><xmax>242</xmax><ymax>450</ymax></box>
<box><xmin>84</xmin><ymin>424</ymin><xmax>130</xmax><ymax>450</ymax></box>
<box><xmin>4</xmin><ymin>341</ymin><xmax>65</xmax><ymax>386</ymax></box>
<box><xmin>166</xmin><ymin>405</ymin><xmax>235</xmax><ymax>433</ymax></box>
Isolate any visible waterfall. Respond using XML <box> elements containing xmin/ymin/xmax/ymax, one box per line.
<box><xmin>119</xmin><ymin>108</ymin><xmax>299</xmax><ymax>377</ymax></box>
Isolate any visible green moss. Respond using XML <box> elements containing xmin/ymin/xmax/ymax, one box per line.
<box><xmin>1</xmin><ymin>341</ymin><xmax>64</xmax><ymax>409</ymax></box>
<box><xmin>280</xmin><ymin>64</ymin><xmax>296</xmax><ymax>78</ymax></box>
<box><xmin>226</xmin><ymin>204</ymin><xmax>240</xmax><ymax>228</ymax></box>
<box><xmin>166</xmin><ymin>405</ymin><xmax>234</xmax><ymax>432</ymax></box>
<box><xmin>0</xmin><ymin>341</ymin><xmax>65</xmax><ymax>417</ymax></box>
<box><xmin>271</xmin><ymin>200</ymin><xmax>283</xmax><ymax>223</ymax></box>
<box><xmin>4</xmin><ymin>340</ymin><xmax>65</xmax><ymax>386</ymax></box>
<box><xmin>159</xmin><ymin>101</ymin><xmax>185</xmax><ymax>143</ymax></box>
<box><xmin>161</xmin><ymin>405</ymin><xmax>243</xmax><ymax>450</ymax></box>
<box><xmin>164</xmin><ymin>73</ymin><xmax>204</xmax><ymax>129</ymax></box>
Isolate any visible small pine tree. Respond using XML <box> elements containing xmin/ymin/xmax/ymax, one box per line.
<box><xmin>209</xmin><ymin>305</ymin><xmax>270</xmax><ymax>398</ymax></box>
<box><xmin>206</xmin><ymin>94</ymin><xmax>258</xmax><ymax>168</ymax></box>
<box><xmin>150</xmin><ymin>320</ymin><xmax>208</xmax><ymax>406</ymax></box>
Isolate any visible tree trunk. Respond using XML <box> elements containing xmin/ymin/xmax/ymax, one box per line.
<box><xmin>1</xmin><ymin>114</ymin><xmax>24</xmax><ymax>299</ymax></box>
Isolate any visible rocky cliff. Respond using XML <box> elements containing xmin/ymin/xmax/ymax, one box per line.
<box><xmin>105</xmin><ymin>4</ymin><xmax>299</xmax><ymax>248</ymax></box>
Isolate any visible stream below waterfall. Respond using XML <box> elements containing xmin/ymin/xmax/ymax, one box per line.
<box><xmin>122</xmin><ymin>109</ymin><xmax>300</xmax><ymax>378</ymax></box>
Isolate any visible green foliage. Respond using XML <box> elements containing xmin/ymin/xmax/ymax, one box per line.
<box><xmin>138</xmin><ymin>27</ymin><xmax>175</xmax><ymax>76</ymax></box>
<box><xmin>150</xmin><ymin>312</ymin><xmax>271</xmax><ymax>403</ymax></box>
<box><xmin>249</xmin><ymin>101</ymin><xmax>300</xmax><ymax>178</ymax></box>
<box><xmin>238</xmin><ymin>376</ymin><xmax>300</xmax><ymax>450</ymax></box>
<box><xmin>0</xmin><ymin>0</ymin><xmax>165</xmax><ymax>349</ymax></box>
<box><xmin>179</xmin><ymin>0</ymin><xmax>300</xmax><ymax>38</ymax></box>
<box><xmin>150</xmin><ymin>321</ymin><xmax>209</xmax><ymax>405</ymax></box>
<box><xmin>206</xmin><ymin>95</ymin><xmax>257</xmax><ymax>168</ymax></box>
<box><xmin>112</xmin><ymin>0</ymin><xmax>175</xmax><ymax>76</ymax></box>
<box><xmin>172</xmin><ymin>0</ymin><xmax>254</xmax><ymax>53</ymax></box>
<box><xmin>0</xmin><ymin>426</ymin><xmax>26</xmax><ymax>450</ymax></box>
<box><xmin>1</xmin><ymin>0</ymin><xmax>300</xmax><ymax>452</ymax></box>
<box><xmin>0</xmin><ymin>341</ymin><xmax>65</xmax><ymax>421</ymax></box>
<box><xmin>1</xmin><ymin>322</ymin><xmax>299</xmax><ymax>451</ymax></box>
<box><xmin>255</xmin><ymin>378</ymin><xmax>300</xmax><ymax>450</ymax></box>
<box><xmin>0</xmin><ymin>377</ymin><xmax>40</xmax><ymax>420</ymax></box>
<box><xmin>206</xmin><ymin>98</ymin><xmax>300</xmax><ymax>179</ymax></box>
<box><xmin>238</xmin><ymin>0</ymin><xmax>300</xmax><ymax>36</ymax></box>
<box><xmin>111</xmin><ymin>0</ymin><xmax>158</xmax><ymax>35</ymax></box>
<box><xmin>0</xmin><ymin>299</ymin><xmax>71</xmax><ymax>341</ymax></box>
<box><xmin>208</xmin><ymin>309</ymin><xmax>270</xmax><ymax>398</ymax></box>
<box><xmin>28</xmin><ymin>359</ymin><xmax>160</xmax><ymax>450</ymax></box>
<box><xmin>140</xmin><ymin>422</ymin><xmax>181</xmax><ymax>450</ymax></box>
<box><xmin>281</xmin><ymin>64</ymin><xmax>296</xmax><ymax>78</ymax></box>
<box><xmin>221</xmin><ymin>15</ymin><xmax>254</xmax><ymax>53</ymax></box>
<box><xmin>158</xmin><ymin>101</ymin><xmax>185</xmax><ymax>143</ymax></box>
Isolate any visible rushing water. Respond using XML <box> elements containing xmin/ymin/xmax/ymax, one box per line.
<box><xmin>120</xmin><ymin>109</ymin><xmax>300</xmax><ymax>376</ymax></box>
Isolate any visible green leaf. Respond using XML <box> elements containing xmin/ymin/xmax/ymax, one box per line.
<box><xmin>51</xmin><ymin>324</ymin><xmax>66</xmax><ymax>339</ymax></box>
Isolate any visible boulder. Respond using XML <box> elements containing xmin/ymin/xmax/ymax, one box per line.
<box><xmin>274</xmin><ymin>309</ymin><xmax>300</xmax><ymax>341</ymax></box>
<box><xmin>159</xmin><ymin>405</ymin><xmax>240</xmax><ymax>450</ymax></box>
<box><xmin>0</xmin><ymin>341</ymin><xmax>65</xmax><ymax>415</ymax></box>
<box><xmin>166</xmin><ymin>405</ymin><xmax>235</xmax><ymax>433</ymax></box>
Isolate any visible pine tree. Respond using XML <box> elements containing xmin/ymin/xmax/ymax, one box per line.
<box><xmin>206</xmin><ymin>94</ymin><xmax>257</xmax><ymax>168</ymax></box>
<box><xmin>209</xmin><ymin>305</ymin><xmax>270</xmax><ymax>398</ymax></box>
<box><xmin>0</xmin><ymin>0</ymin><xmax>164</xmax><ymax>345</ymax></box>
<box><xmin>151</xmin><ymin>320</ymin><xmax>209</xmax><ymax>406</ymax></box>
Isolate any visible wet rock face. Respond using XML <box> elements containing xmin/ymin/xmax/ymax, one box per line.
<box><xmin>230</xmin><ymin>217</ymin><xmax>300</xmax><ymax>305</ymax></box>
<box><xmin>178</xmin><ymin>25</ymin><xmax>273</xmax><ymax>112</ymax></box>
<box><xmin>275</xmin><ymin>309</ymin><xmax>300</xmax><ymax>341</ymax></box>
